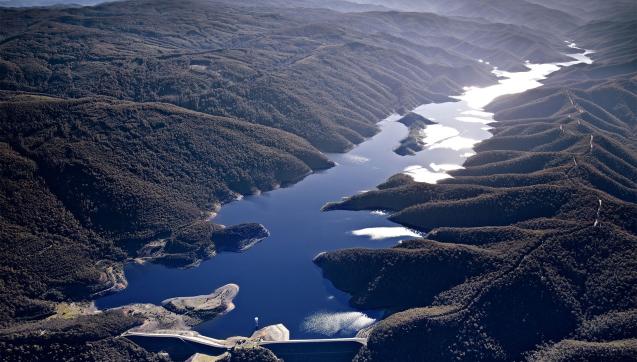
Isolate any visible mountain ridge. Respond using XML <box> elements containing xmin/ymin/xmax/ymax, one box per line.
<box><xmin>317</xmin><ymin>17</ymin><xmax>637</xmax><ymax>361</ymax></box>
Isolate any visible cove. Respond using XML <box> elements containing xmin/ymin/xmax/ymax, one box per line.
<box><xmin>97</xmin><ymin>46</ymin><xmax>593</xmax><ymax>340</ymax></box>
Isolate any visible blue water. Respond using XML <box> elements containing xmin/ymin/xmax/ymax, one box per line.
<box><xmin>96</xmin><ymin>50</ymin><xmax>591</xmax><ymax>340</ymax></box>
<box><xmin>96</xmin><ymin>113</ymin><xmax>489</xmax><ymax>339</ymax></box>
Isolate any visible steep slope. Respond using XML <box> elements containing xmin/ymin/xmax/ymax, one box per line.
<box><xmin>0</xmin><ymin>0</ymin><xmax>493</xmax><ymax>328</ymax></box>
<box><xmin>0</xmin><ymin>0</ymin><xmax>616</xmax><ymax>360</ymax></box>
<box><xmin>0</xmin><ymin>0</ymin><xmax>580</xmax><ymax>323</ymax></box>
<box><xmin>318</xmin><ymin>19</ymin><xmax>637</xmax><ymax>361</ymax></box>
<box><xmin>0</xmin><ymin>0</ymin><xmax>483</xmax><ymax>152</ymax></box>
<box><xmin>0</xmin><ymin>310</ymin><xmax>166</xmax><ymax>361</ymax></box>
<box><xmin>0</xmin><ymin>92</ymin><xmax>334</xmax><ymax>326</ymax></box>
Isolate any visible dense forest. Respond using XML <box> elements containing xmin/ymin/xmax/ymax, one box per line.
<box><xmin>0</xmin><ymin>0</ymin><xmax>572</xmax><ymax>359</ymax></box>
<box><xmin>318</xmin><ymin>15</ymin><xmax>637</xmax><ymax>362</ymax></box>
<box><xmin>0</xmin><ymin>0</ymin><xmax>574</xmax><ymax>325</ymax></box>
<box><xmin>1</xmin><ymin>0</ymin><xmax>635</xmax><ymax>361</ymax></box>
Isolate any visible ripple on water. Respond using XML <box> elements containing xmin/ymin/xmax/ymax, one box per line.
<box><xmin>342</xmin><ymin>154</ymin><xmax>370</xmax><ymax>164</ymax></box>
<box><xmin>97</xmin><ymin>46</ymin><xmax>594</xmax><ymax>340</ymax></box>
<box><xmin>301</xmin><ymin>311</ymin><xmax>375</xmax><ymax>337</ymax></box>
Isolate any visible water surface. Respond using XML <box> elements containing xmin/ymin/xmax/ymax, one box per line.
<box><xmin>97</xmin><ymin>47</ymin><xmax>592</xmax><ymax>339</ymax></box>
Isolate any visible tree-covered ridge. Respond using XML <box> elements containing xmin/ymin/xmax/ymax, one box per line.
<box><xmin>0</xmin><ymin>0</ymin><xmax>574</xmax><ymax>151</ymax></box>
<box><xmin>0</xmin><ymin>92</ymin><xmax>335</xmax><ymax>324</ymax></box>
<box><xmin>0</xmin><ymin>310</ymin><xmax>168</xmax><ymax>361</ymax></box>
<box><xmin>0</xmin><ymin>0</ymin><xmax>577</xmax><ymax>325</ymax></box>
<box><xmin>318</xmin><ymin>19</ymin><xmax>637</xmax><ymax>361</ymax></box>
<box><xmin>0</xmin><ymin>0</ymin><xmax>628</xmax><ymax>360</ymax></box>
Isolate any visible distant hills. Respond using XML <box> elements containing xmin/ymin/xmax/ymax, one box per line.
<box><xmin>0</xmin><ymin>0</ymin><xmax>635</xmax><ymax>361</ymax></box>
<box><xmin>350</xmin><ymin>0</ymin><xmax>635</xmax><ymax>34</ymax></box>
<box><xmin>0</xmin><ymin>0</ymin><xmax>110</xmax><ymax>7</ymax></box>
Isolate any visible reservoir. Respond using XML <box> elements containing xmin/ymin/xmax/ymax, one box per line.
<box><xmin>97</xmin><ymin>47</ymin><xmax>592</xmax><ymax>340</ymax></box>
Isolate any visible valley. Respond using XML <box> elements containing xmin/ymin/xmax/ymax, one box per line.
<box><xmin>0</xmin><ymin>0</ymin><xmax>635</xmax><ymax>361</ymax></box>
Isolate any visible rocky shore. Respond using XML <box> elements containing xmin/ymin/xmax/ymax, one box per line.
<box><xmin>120</xmin><ymin>284</ymin><xmax>239</xmax><ymax>333</ymax></box>
<box><xmin>394</xmin><ymin>113</ymin><xmax>437</xmax><ymax>156</ymax></box>
<box><xmin>162</xmin><ymin>284</ymin><xmax>239</xmax><ymax>321</ymax></box>
<box><xmin>134</xmin><ymin>223</ymin><xmax>270</xmax><ymax>268</ymax></box>
<box><xmin>211</xmin><ymin>224</ymin><xmax>270</xmax><ymax>253</ymax></box>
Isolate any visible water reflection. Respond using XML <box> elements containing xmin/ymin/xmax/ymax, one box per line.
<box><xmin>403</xmin><ymin>165</ymin><xmax>452</xmax><ymax>183</ymax></box>
<box><xmin>352</xmin><ymin>227</ymin><xmax>421</xmax><ymax>240</ymax></box>
<box><xmin>430</xmin><ymin>163</ymin><xmax>464</xmax><ymax>172</ymax></box>
<box><xmin>455</xmin><ymin>116</ymin><xmax>492</xmax><ymax>124</ymax></box>
<box><xmin>421</xmin><ymin>124</ymin><xmax>460</xmax><ymax>144</ymax></box>
<box><xmin>461</xmin><ymin>110</ymin><xmax>493</xmax><ymax>118</ymax></box>
<box><xmin>341</xmin><ymin>154</ymin><xmax>370</xmax><ymax>164</ymax></box>
<box><xmin>96</xmin><ymin>45</ymin><xmax>593</xmax><ymax>341</ymax></box>
<box><xmin>429</xmin><ymin>136</ymin><xmax>480</xmax><ymax>151</ymax></box>
<box><xmin>461</xmin><ymin>50</ymin><xmax>594</xmax><ymax>110</ymax></box>
<box><xmin>406</xmin><ymin>45</ymin><xmax>593</xmax><ymax>183</ymax></box>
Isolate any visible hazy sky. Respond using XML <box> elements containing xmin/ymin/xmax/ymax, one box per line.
<box><xmin>0</xmin><ymin>0</ymin><xmax>112</xmax><ymax>7</ymax></box>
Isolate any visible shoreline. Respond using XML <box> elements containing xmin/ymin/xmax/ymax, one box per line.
<box><xmin>93</xmin><ymin>47</ymin><xmax>592</xmax><ymax>342</ymax></box>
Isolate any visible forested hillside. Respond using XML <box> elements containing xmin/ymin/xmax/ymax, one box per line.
<box><xmin>318</xmin><ymin>18</ymin><xmax>637</xmax><ymax>361</ymax></box>
<box><xmin>0</xmin><ymin>1</ymin><xmax>578</xmax><ymax>359</ymax></box>
<box><xmin>1</xmin><ymin>0</ymin><xmax>634</xmax><ymax>360</ymax></box>
<box><xmin>0</xmin><ymin>0</ymin><xmax>574</xmax><ymax>327</ymax></box>
<box><xmin>0</xmin><ymin>0</ymin><xmax>574</xmax><ymax>151</ymax></box>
